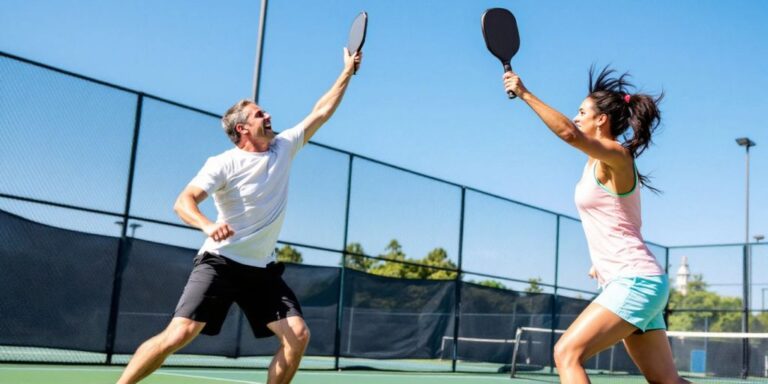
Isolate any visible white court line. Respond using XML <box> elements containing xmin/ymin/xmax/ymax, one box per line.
<box><xmin>163</xmin><ymin>369</ymin><xmax>512</xmax><ymax>381</ymax></box>
<box><xmin>157</xmin><ymin>371</ymin><xmax>263</xmax><ymax>383</ymax></box>
<box><xmin>0</xmin><ymin>366</ymin><xmax>263</xmax><ymax>383</ymax></box>
<box><xmin>0</xmin><ymin>366</ymin><xmax>513</xmax><ymax>382</ymax></box>
<box><xmin>0</xmin><ymin>366</ymin><xmax>123</xmax><ymax>371</ymax></box>
<box><xmin>296</xmin><ymin>371</ymin><xmax>513</xmax><ymax>381</ymax></box>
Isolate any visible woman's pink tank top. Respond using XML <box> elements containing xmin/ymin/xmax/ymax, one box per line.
<box><xmin>574</xmin><ymin>161</ymin><xmax>664</xmax><ymax>286</ymax></box>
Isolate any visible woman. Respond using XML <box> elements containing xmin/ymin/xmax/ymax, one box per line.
<box><xmin>503</xmin><ymin>67</ymin><xmax>689</xmax><ymax>384</ymax></box>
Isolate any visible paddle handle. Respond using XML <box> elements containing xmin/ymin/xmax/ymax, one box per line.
<box><xmin>503</xmin><ymin>63</ymin><xmax>517</xmax><ymax>99</ymax></box>
<box><xmin>349</xmin><ymin>49</ymin><xmax>360</xmax><ymax>75</ymax></box>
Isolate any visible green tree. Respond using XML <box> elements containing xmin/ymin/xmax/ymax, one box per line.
<box><xmin>344</xmin><ymin>242</ymin><xmax>375</xmax><ymax>272</ymax></box>
<box><xmin>275</xmin><ymin>244</ymin><xmax>302</xmax><ymax>263</ymax></box>
<box><xmin>525</xmin><ymin>277</ymin><xmax>543</xmax><ymax>294</ymax></box>
<box><xmin>668</xmin><ymin>274</ymin><xmax>746</xmax><ymax>332</ymax></box>
<box><xmin>350</xmin><ymin>240</ymin><xmax>458</xmax><ymax>280</ymax></box>
<box><xmin>404</xmin><ymin>247</ymin><xmax>457</xmax><ymax>280</ymax></box>
<box><xmin>471</xmin><ymin>279</ymin><xmax>507</xmax><ymax>289</ymax></box>
<box><xmin>753</xmin><ymin>312</ymin><xmax>768</xmax><ymax>332</ymax></box>
<box><xmin>368</xmin><ymin>239</ymin><xmax>408</xmax><ymax>278</ymax></box>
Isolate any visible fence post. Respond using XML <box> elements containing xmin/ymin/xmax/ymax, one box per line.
<box><xmin>334</xmin><ymin>155</ymin><xmax>354</xmax><ymax>370</ymax></box>
<box><xmin>451</xmin><ymin>187</ymin><xmax>466</xmax><ymax>372</ymax></box>
<box><xmin>663</xmin><ymin>247</ymin><xmax>670</xmax><ymax>327</ymax></box>
<box><xmin>548</xmin><ymin>215</ymin><xmax>561</xmax><ymax>374</ymax></box>
<box><xmin>105</xmin><ymin>93</ymin><xmax>144</xmax><ymax>364</ymax></box>
<box><xmin>742</xmin><ymin>244</ymin><xmax>750</xmax><ymax>379</ymax></box>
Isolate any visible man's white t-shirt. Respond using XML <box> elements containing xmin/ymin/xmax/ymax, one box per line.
<box><xmin>188</xmin><ymin>124</ymin><xmax>304</xmax><ymax>267</ymax></box>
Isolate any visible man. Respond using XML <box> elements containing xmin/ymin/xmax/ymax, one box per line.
<box><xmin>117</xmin><ymin>48</ymin><xmax>362</xmax><ymax>384</ymax></box>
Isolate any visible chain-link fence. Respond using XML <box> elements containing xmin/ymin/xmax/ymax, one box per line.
<box><xmin>1</xmin><ymin>51</ymin><xmax>765</xmax><ymax>378</ymax></box>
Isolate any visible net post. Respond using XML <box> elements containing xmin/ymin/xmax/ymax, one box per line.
<box><xmin>510</xmin><ymin>327</ymin><xmax>523</xmax><ymax>377</ymax></box>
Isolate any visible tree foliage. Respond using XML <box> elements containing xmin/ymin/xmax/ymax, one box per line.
<box><xmin>525</xmin><ymin>277</ymin><xmax>544</xmax><ymax>294</ymax></box>
<box><xmin>343</xmin><ymin>240</ymin><xmax>546</xmax><ymax>293</ymax></box>
<box><xmin>344</xmin><ymin>239</ymin><xmax>457</xmax><ymax>280</ymax></box>
<box><xmin>275</xmin><ymin>244</ymin><xmax>302</xmax><ymax>263</ymax></box>
<box><xmin>668</xmin><ymin>274</ymin><xmax>764</xmax><ymax>332</ymax></box>
<box><xmin>471</xmin><ymin>279</ymin><xmax>507</xmax><ymax>289</ymax></box>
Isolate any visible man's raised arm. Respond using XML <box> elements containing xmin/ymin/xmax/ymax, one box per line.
<box><xmin>299</xmin><ymin>48</ymin><xmax>363</xmax><ymax>144</ymax></box>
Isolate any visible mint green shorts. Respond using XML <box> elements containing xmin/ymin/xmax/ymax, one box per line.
<box><xmin>593</xmin><ymin>274</ymin><xmax>669</xmax><ymax>332</ymax></box>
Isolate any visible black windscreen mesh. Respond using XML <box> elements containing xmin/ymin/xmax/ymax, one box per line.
<box><xmin>457</xmin><ymin>283</ymin><xmax>553</xmax><ymax>363</ymax></box>
<box><xmin>113</xmin><ymin>238</ymin><xmax>241</xmax><ymax>356</ymax></box>
<box><xmin>13</xmin><ymin>207</ymin><xmax>736</xmax><ymax>374</ymax></box>
<box><xmin>339</xmin><ymin>269</ymin><xmax>455</xmax><ymax>359</ymax></box>
<box><xmin>0</xmin><ymin>209</ymin><xmax>118</xmax><ymax>352</ymax></box>
<box><xmin>0</xmin><ymin>207</ymin><xmax>575</xmax><ymax>366</ymax></box>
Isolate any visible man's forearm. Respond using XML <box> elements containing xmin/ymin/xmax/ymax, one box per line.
<box><xmin>174</xmin><ymin>195</ymin><xmax>214</xmax><ymax>230</ymax></box>
<box><xmin>300</xmin><ymin>51</ymin><xmax>360</xmax><ymax>143</ymax></box>
<box><xmin>312</xmin><ymin>67</ymin><xmax>354</xmax><ymax>119</ymax></box>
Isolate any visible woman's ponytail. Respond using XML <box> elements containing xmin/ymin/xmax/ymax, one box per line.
<box><xmin>588</xmin><ymin>65</ymin><xmax>663</xmax><ymax>192</ymax></box>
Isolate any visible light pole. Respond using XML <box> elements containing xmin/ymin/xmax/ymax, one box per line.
<box><xmin>252</xmin><ymin>0</ymin><xmax>269</xmax><ymax>103</ymax></box>
<box><xmin>736</xmin><ymin>138</ymin><xmax>756</xmax><ymax>244</ymax></box>
<box><xmin>128</xmin><ymin>223</ymin><xmax>143</xmax><ymax>238</ymax></box>
<box><xmin>115</xmin><ymin>221</ymin><xmax>142</xmax><ymax>237</ymax></box>
<box><xmin>736</xmin><ymin>138</ymin><xmax>756</xmax><ymax>303</ymax></box>
<box><xmin>736</xmin><ymin>137</ymin><xmax>755</xmax><ymax>379</ymax></box>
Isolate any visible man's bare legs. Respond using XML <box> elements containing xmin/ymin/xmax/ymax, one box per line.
<box><xmin>116</xmin><ymin>317</ymin><xmax>205</xmax><ymax>384</ymax></box>
<box><xmin>265</xmin><ymin>316</ymin><xmax>310</xmax><ymax>384</ymax></box>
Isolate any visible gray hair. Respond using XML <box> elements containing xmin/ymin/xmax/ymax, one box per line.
<box><xmin>221</xmin><ymin>99</ymin><xmax>255</xmax><ymax>144</ymax></box>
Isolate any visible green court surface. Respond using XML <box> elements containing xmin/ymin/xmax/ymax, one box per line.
<box><xmin>2</xmin><ymin>365</ymin><xmax>767</xmax><ymax>384</ymax></box>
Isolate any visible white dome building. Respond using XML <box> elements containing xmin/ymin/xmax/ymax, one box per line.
<box><xmin>675</xmin><ymin>256</ymin><xmax>691</xmax><ymax>296</ymax></box>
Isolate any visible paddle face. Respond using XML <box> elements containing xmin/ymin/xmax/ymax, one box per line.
<box><xmin>481</xmin><ymin>8</ymin><xmax>520</xmax><ymax>98</ymax></box>
<box><xmin>347</xmin><ymin>11</ymin><xmax>368</xmax><ymax>55</ymax></box>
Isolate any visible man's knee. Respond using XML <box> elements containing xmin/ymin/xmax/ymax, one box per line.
<box><xmin>294</xmin><ymin>322</ymin><xmax>310</xmax><ymax>347</ymax></box>
<box><xmin>161</xmin><ymin>318</ymin><xmax>203</xmax><ymax>352</ymax></box>
<box><xmin>285</xmin><ymin>320</ymin><xmax>310</xmax><ymax>350</ymax></box>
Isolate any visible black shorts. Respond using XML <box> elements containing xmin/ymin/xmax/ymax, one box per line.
<box><xmin>174</xmin><ymin>252</ymin><xmax>303</xmax><ymax>337</ymax></box>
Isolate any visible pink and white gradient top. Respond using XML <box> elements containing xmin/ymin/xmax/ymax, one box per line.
<box><xmin>574</xmin><ymin>161</ymin><xmax>664</xmax><ymax>286</ymax></box>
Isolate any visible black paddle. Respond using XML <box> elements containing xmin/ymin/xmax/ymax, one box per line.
<box><xmin>481</xmin><ymin>8</ymin><xmax>520</xmax><ymax>99</ymax></box>
<box><xmin>347</xmin><ymin>11</ymin><xmax>368</xmax><ymax>75</ymax></box>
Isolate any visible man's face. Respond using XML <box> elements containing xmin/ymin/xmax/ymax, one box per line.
<box><xmin>239</xmin><ymin>104</ymin><xmax>274</xmax><ymax>142</ymax></box>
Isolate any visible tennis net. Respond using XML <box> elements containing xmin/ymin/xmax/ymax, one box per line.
<box><xmin>510</xmin><ymin>326</ymin><xmax>768</xmax><ymax>379</ymax></box>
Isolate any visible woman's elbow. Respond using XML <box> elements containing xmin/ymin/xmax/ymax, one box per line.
<box><xmin>558</xmin><ymin>129</ymin><xmax>580</xmax><ymax>144</ymax></box>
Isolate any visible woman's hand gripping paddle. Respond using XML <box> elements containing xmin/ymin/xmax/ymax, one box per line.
<box><xmin>481</xmin><ymin>8</ymin><xmax>520</xmax><ymax>99</ymax></box>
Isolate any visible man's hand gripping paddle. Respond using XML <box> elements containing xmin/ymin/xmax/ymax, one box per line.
<box><xmin>347</xmin><ymin>11</ymin><xmax>368</xmax><ymax>75</ymax></box>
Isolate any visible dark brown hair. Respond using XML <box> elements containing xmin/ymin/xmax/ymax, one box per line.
<box><xmin>588</xmin><ymin>65</ymin><xmax>663</xmax><ymax>191</ymax></box>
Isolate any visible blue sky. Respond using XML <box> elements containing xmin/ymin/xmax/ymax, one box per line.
<box><xmin>1</xmin><ymin>0</ymin><xmax>767</xmax><ymax>300</ymax></box>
